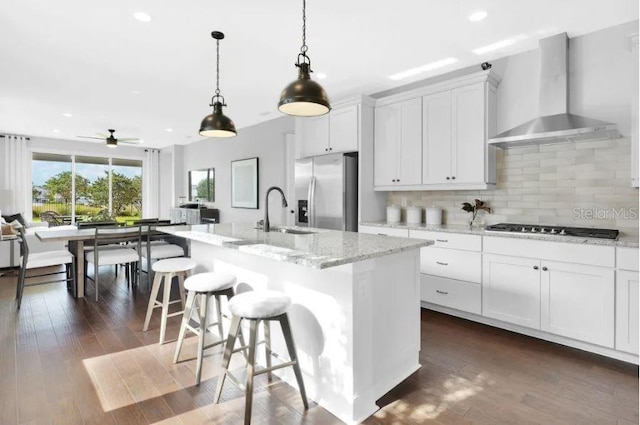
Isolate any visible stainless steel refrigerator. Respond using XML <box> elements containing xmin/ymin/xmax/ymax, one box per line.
<box><xmin>295</xmin><ymin>152</ymin><xmax>358</xmax><ymax>231</ymax></box>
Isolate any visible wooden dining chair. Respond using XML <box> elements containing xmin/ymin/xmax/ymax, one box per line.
<box><xmin>15</xmin><ymin>227</ymin><xmax>76</xmax><ymax>309</ymax></box>
<box><xmin>84</xmin><ymin>226</ymin><xmax>142</xmax><ymax>302</ymax></box>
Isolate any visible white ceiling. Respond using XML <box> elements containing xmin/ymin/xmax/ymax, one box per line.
<box><xmin>0</xmin><ymin>1</ymin><xmax>637</xmax><ymax>149</ymax></box>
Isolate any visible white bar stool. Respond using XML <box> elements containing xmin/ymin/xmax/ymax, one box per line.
<box><xmin>142</xmin><ymin>257</ymin><xmax>196</xmax><ymax>344</ymax></box>
<box><xmin>173</xmin><ymin>271</ymin><xmax>237</xmax><ymax>385</ymax></box>
<box><xmin>214</xmin><ymin>290</ymin><xmax>308</xmax><ymax>425</ymax></box>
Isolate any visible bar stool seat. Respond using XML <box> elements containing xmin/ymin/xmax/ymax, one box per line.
<box><xmin>142</xmin><ymin>258</ymin><xmax>196</xmax><ymax>344</ymax></box>
<box><xmin>214</xmin><ymin>290</ymin><xmax>308</xmax><ymax>425</ymax></box>
<box><xmin>174</xmin><ymin>271</ymin><xmax>237</xmax><ymax>385</ymax></box>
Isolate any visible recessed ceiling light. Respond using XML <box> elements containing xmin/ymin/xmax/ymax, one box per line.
<box><xmin>131</xmin><ymin>90</ymin><xmax>140</xmax><ymax>95</ymax></box>
<box><xmin>389</xmin><ymin>57</ymin><xmax>459</xmax><ymax>80</ymax></box>
<box><xmin>468</xmin><ymin>11</ymin><xmax>488</xmax><ymax>22</ymax></box>
<box><xmin>165</xmin><ymin>128</ymin><xmax>173</xmax><ymax>132</ymax></box>
<box><xmin>52</xmin><ymin>129</ymin><xmax>60</xmax><ymax>133</ymax></box>
<box><xmin>62</xmin><ymin>113</ymin><xmax>73</xmax><ymax>118</ymax></box>
<box><xmin>472</xmin><ymin>35</ymin><xmax>527</xmax><ymax>55</ymax></box>
<box><xmin>133</xmin><ymin>12</ymin><xmax>152</xmax><ymax>23</ymax></box>
<box><xmin>316</xmin><ymin>73</ymin><xmax>327</xmax><ymax>80</ymax></box>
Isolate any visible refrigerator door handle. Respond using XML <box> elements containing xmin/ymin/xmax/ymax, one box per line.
<box><xmin>309</xmin><ymin>176</ymin><xmax>316</xmax><ymax>227</ymax></box>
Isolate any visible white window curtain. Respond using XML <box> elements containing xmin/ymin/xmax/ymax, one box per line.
<box><xmin>1</xmin><ymin>135</ymin><xmax>29</xmax><ymax>217</ymax></box>
<box><xmin>142</xmin><ymin>149</ymin><xmax>160</xmax><ymax>218</ymax></box>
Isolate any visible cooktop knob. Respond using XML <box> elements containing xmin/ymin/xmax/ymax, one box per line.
<box><xmin>540</xmin><ymin>228</ymin><xmax>546</xmax><ymax>233</ymax></box>
<box><xmin>560</xmin><ymin>229</ymin><xmax>566</xmax><ymax>235</ymax></box>
<box><xmin>550</xmin><ymin>229</ymin><xmax>557</xmax><ymax>234</ymax></box>
<box><xmin>531</xmin><ymin>227</ymin><xmax>538</xmax><ymax>233</ymax></box>
<box><xmin>521</xmin><ymin>227</ymin><xmax>527</xmax><ymax>232</ymax></box>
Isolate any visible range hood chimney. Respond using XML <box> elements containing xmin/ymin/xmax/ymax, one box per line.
<box><xmin>488</xmin><ymin>32</ymin><xmax>619</xmax><ymax>148</ymax></box>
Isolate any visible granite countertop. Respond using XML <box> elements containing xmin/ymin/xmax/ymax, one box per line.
<box><xmin>160</xmin><ymin>223</ymin><xmax>431</xmax><ymax>269</ymax></box>
<box><xmin>360</xmin><ymin>221</ymin><xmax>639</xmax><ymax>248</ymax></box>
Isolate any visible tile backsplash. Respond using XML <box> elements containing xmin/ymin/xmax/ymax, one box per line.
<box><xmin>388</xmin><ymin>138</ymin><xmax>639</xmax><ymax>234</ymax></box>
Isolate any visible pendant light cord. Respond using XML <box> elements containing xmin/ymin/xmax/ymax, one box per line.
<box><xmin>215</xmin><ymin>38</ymin><xmax>221</xmax><ymax>96</ymax></box>
<box><xmin>301</xmin><ymin>0</ymin><xmax>307</xmax><ymax>54</ymax></box>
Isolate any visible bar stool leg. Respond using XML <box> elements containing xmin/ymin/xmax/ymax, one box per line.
<box><xmin>195</xmin><ymin>293</ymin><xmax>209</xmax><ymax>385</ymax></box>
<box><xmin>214</xmin><ymin>314</ymin><xmax>241</xmax><ymax>403</ymax></box>
<box><xmin>94</xmin><ymin>261</ymin><xmax>99</xmax><ymax>302</ymax></box>
<box><xmin>143</xmin><ymin>272</ymin><xmax>163</xmax><ymax>331</ymax></box>
<box><xmin>174</xmin><ymin>290</ymin><xmax>197</xmax><ymax>363</ymax></box>
<box><xmin>214</xmin><ymin>294</ymin><xmax>224</xmax><ymax>339</ymax></box>
<box><xmin>244</xmin><ymin>319</ymin><xmax>259</xmax><ymax>425</ymax></box>
<box><xmin>159</xmin><ymin>273</ymin><xmax>173</xmax><ymax>345</ymax></box>
<box><xmin>279</xmin><ymin>314</ymin><xmax>309</xmax><ymax>409</ymax></box>
<box><xmin>264</xmin><ymin>321</ymin><xmax>272</xmax><ymax>382</ymax></box>
<box><xmin>177</xmin><ymin>272</ymin><xmax>186</xmax><ymax>310</ymax></box>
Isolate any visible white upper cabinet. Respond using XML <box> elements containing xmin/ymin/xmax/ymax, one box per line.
<box><xmin>297</xmin><ymin>104</ymin><xmax>359</xmax><ymax>158</ymax></box>
<box><xmin>375</xmin><ymin>70</ymin><xmax>499</xmax><ymax>191</ymax></box>
<box><xmin>298</xmin><ymin>114</ymin><xmax>330</xmax><ymax>158</ymax></box>
<box><xmin>329</xmin><ymin>104</ymin><xmax>359</xmax><ymax>154</ymax></box>
<box><xmin>374</xmin><ymin>98</ymin><xmax>422</xmax><ymax>187</ymax></box>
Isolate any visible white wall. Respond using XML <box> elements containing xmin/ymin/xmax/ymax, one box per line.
<box><xmin>179</xmin><ymin>116</ymin><xmax>295</xmax><ymax>225</ymax></box>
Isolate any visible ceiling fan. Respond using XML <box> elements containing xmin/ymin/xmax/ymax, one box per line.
<box><xmin>77</xmin><ymin>129</ymin><xmax>141</xmax><ymax>148</ymax></box>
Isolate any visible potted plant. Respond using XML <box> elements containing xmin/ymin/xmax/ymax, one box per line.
<box><xmin>461</xmin><ymin>199</ymin><xmax>491</xmax><ymax>227</ymax></box>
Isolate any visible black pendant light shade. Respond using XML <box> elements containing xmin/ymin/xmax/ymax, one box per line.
<box><xmin>278</xmin><ymin>0</ymin><xmax>330</xmax><ymax>117</ymax></box>
<box><xmin>199</xmin><ymin>31</ymin><xmax>237</xmax><ymax>138</ymax></box>
<box><xmin>278</xmin><ymin>62</ymin><xmax>330</xmax><ymax>116</ymax></box>
<box><xmin>199</xmin><ymin>101</ymin><xmax>236</xmax><ymax>137</ymax></box>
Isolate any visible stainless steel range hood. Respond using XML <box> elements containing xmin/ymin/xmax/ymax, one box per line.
<box><xmin>488</xmin><ymin>33</ymin><xmax>619</xmax><ymax>148</ymax></box>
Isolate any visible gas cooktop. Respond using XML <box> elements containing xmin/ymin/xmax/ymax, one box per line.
<box><xmin>484</xmin><ymin>223</ymin><xmax>619</xmax><ymax>240</ymax></box>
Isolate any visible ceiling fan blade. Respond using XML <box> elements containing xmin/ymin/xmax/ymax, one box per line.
<box><xmin>77</xmin><ymin>136</ymin><xmax>107</xmax><ymax>140</ymax></box>
<box><xmin>120</xmin><ymin>139</ymin><xmax>142</xmax><ymax>145</ymax></box>
<box><xmin>96</xmin><ymin>133</ymin><xmax>109</xmax><ymax>138</ymax></box>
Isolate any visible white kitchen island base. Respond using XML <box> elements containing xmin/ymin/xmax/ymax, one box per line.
<box><xmin>190</xmin><ymin>240</ymin><xmax>421</xmax><ymax>424</ymax></box>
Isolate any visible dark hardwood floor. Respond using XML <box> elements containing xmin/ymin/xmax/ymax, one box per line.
<box><xmin>0</xmin><ymin>268</ymin><xmax>637</xmax><ymax>424</ymax></box>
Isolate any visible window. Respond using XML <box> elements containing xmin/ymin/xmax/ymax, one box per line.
<box><xmin>31</xmin><ymin>153</ymin><xmax>142</xmax><ymax>224</ymax></box>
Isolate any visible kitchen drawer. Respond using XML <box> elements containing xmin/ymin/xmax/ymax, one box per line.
<box><xmin>483</xmin><ymin>236</ymin><xmax>615</xmax><ymax>268</ymax></box>
<box><xmin>617</xmin><ymin>247</ymin><xmax>639</xmax><ymax>271</ymax></box>
<box><xmin>421</xmin><ymin>274</ymin><xmax>481</xmax><ymax>314</ymax></box>
<box><xmin>420</xmin><ymin>247</ymin><xmax>481</xmax><ymax>283</ymax></box>
<box><xmin>410</xmin><ymin>230</ymin><xmax>481</xmax><ymax>251</ymax></box>
<box><xmin>358</xmin><ymin>225</ymin><xmax>409</xmax><ymax>238</ymax></box>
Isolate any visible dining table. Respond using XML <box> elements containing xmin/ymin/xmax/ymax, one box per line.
<box><xmin>34</xmin><ymin>225</ymin><xmax>184</xmax><ymax>298</ymax></box>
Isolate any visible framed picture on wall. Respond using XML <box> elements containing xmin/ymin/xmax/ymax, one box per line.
<box><xmin>231</xmin><ymin>157</ymin><xmax>259</xmax><ymax>209</ymax></box>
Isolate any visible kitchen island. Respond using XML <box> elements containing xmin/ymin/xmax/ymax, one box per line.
<box><xmin>160</xmin><ymin>223</ymin><xmax>431</xmax><ymax>424</ymax></box>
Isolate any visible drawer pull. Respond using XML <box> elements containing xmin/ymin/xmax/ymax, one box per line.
<box><xmin>436</xmin><ymin>239</ymin><xmax>448</xmax><ymax>243</ymax></box>
<box><xmin>436</xmin><ymin>261</ymin><xmax>449</xmax><ymax>266</ymax></box>
<box><xmin>377</xmin><ymin>233</ymin><xmax>388</xmax><ymax>236</ymax></box>
<box><xmin>436</xmin><ymin>290</ymin><xmax>448</xmax><ymax>295</ymax></box>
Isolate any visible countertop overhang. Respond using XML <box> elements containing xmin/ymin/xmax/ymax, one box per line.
<box><xmin>160</xmin><ymin>223</ymin><xmax>432</xmax><ymax>269</ymax></box>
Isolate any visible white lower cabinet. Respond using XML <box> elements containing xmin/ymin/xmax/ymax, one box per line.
<box><xmin>616</xmin><ymin>271</ymin><xmax>639</xmax><ymax>354</ymax></box>
<box><xmin>541</xmin><ymin>261</ymin><xmax>614</xmax><ymax>348</ymax></box>
<box><xmin>482</xmin><ymin>254</ymin><xmax>541</xmax><ymax>329</ymax></box>
<box><xmin>421</xmin><ymin>275</ymin><xmax>481</xmax><ymax>314</ymax></box>
<box><xmin>420</xmin><ymin>247</ymin><xmax>481</xmax><ymax>283</ymax></box>
<box><xmin>483</xmin><ymin>253</ymin><xmax>615</xmax><ymax>348</ymax></box>
<box><xmin>358</xmin><ymin>225</ymin><xmax>409</xmax><ymax>238</ymax></box>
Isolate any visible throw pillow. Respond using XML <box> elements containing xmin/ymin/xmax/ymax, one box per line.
<box><xmin>1</xmin><ymin>224</ymin><xmax>16</xmax><ymax>236</ymax></box>
<box><xmin>1</xmin><ymin>213</ymin><xmax>26</xmax><ymax>227</ymax></box>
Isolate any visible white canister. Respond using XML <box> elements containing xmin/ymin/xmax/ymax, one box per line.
<box><xmin>386</xmin><ymin>205</ymin><xmax>401</xmax><ymax>224</ymax></box>
<box><xmin>406</xmin><ymin>207</ymin><xmax>423</xmax><ymax>224</ymax></box>
<box><xmin>426</xmin><ymin>206</ymin><xmax>442</xmax><ymax>225</ymax></box>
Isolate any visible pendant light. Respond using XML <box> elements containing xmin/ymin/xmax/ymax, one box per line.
<box><xmin>199</xmin><ymin>31</ymin><xmax>237</xmax><ymax>138</ymax></box>
<box><xmin>278</xmin><ymin>0</ymin><xmax>330</xmax><ymax>116</ymax></box>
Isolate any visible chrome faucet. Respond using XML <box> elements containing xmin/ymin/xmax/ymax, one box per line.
<box><xmin>263</xmin><ymin>186</ymin><xmax>288</xmax><ymax>232</ymax></box>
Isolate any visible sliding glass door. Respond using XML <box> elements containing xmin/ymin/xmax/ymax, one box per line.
<box><xmin>31</xmin><ymin>153</ymin><xmax>142</xmax><ymax>224</ymax></box>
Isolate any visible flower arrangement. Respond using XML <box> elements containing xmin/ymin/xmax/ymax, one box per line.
<box><xmin>461</xmin><ymin>199</ymin><xmax>491</xmax><ymax>227</ymax></box>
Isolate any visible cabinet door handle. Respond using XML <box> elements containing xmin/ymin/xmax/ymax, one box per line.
<box><xmin>436</xmin><ymin>290</ymin><xmax>448</xmax><ymax>295</ymax></box>
<box><xmin>325</xmin><ymin>148</ymin><xmax>328</xmax><ymax>152</ymax></box>
<box><xmin>436</xmin><ymin>239</ymin><xmax>448</xmax><ymax>243</ymax></box>
<box><xmin>397</xmin><ymin>179</ymin><xmax>400</xmax><ymax>182</ymax></box>
<box><xmin>329</xmin><ymin>147</ymin><xmax>333</xmax><ymax>151</ymax></box>
<box><xmin>542</xmin><ymin>266</ymin><xmax>548</xmax><ymax>271</ymax></box>
<box><xmin>451</xmin><ymin>176</ymin><xmax>456</xmax><ymax>180</ymax></box>
<box><xmin>446</xmin><ymin>176</ymin><xmax>450</xmax><ymax>180</ymax></box>
<box><xmin>436</xmin><ymin>261</ymin><xmax>448</xmax><ymax>266</ymax></box>
<box><xmin>533</xmin><ymin>266</ymin><xmax>539</xmax><ymax>270</ymax></box>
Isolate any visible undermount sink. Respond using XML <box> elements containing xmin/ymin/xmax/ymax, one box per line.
<box><xmin>271</xmin><ymin>227</ymin><xmax>316</xmax><ymax>235</ymax></box>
